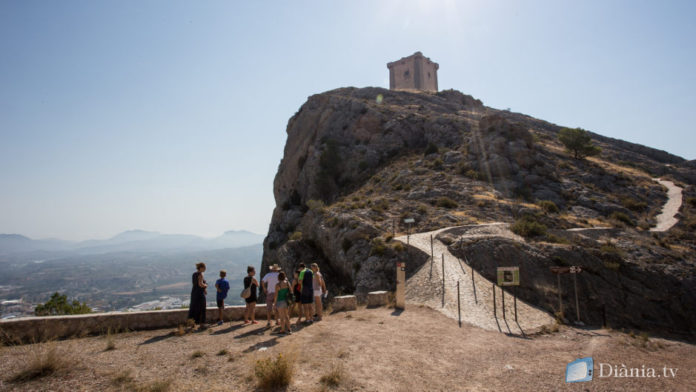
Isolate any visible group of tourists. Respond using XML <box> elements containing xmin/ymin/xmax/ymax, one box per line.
<box><xmin>187</xmin><ymin>261</ymin><xmax>327</xmax><ymax>335</ymax></box>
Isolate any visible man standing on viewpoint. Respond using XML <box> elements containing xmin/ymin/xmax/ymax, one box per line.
<box><xmin>298</xmin><ymin>262</ymin><xmax>314</xmax><ymax>325</ymax></box>
<box><xmin>262</xmin><ymin>264</ymin><xmax>281</xmax><ymax>327</ymax></box>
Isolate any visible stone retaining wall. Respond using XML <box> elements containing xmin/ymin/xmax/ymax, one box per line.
<box><xmin>0</xmin><ymin>306</ymin><xmax>267</xmax><ymax>344</ymax></box>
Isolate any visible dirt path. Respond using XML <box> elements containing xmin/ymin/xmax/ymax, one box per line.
<box><xmin>650</xmin><ymin>178</ymin><xmax>683</xmax><ymax>232</ymax></box>
<box><xmin>397</xmin><ymin>223</ymin><xmax>554</xmax><ymax>336</ymax></box>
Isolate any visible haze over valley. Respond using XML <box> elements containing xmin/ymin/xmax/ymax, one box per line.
<box><xmin>0</xmin><ymin>230</ymin><xmax>263</xmax><ymax>317</ymax></box>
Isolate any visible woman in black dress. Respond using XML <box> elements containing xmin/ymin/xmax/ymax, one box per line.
<box><xmin>188</xmin><ymin>262</ymin><xmax>208</xmax><ymax>327</ymax></box>
<box><xmin>243</xmin><ymin>265</ymin><xmax>259</xmax><ymax>324</ymax></box>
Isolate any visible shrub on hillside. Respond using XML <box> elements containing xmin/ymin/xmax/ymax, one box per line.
<box><xmin>306</xmin><ymin>199</ymin><xmax>326</xmax><ymax>212</ymax></box>
<box><xmin>511</xmin><ymin>216</ymin><xmax>547</xmax><ymax>238</ymax></box>
<box><xmin>620</xmin><ymin>197</ymin><xmax>647</xmax><ymax>212</ymax></box>
<box><xmin>609</xmin><ymin>211</ymin><xmax>636</xmax><ymax>227</ymax></box>
<box><xmin>600</xmin><ymin>242</ymin><xmax>625</xmax><ymax>261</ymax></box>
<box><xmin>370</xmin><ymin>238</ymin><xmax>386</xmax><ymax>256</ymax></box>
<box><xmin>558</xmin><ymin>127</ymin><xmax>601</xmax><ymax>159</ymax></box>
<box><xmin>429</xmin><ymin>158</ymin><xmax>444</xmax><ymax>170</ymax></box>
<box><xmin>392</xmin><ymin>242</ymin><xmax>405</xmax><ymax>252</ymax></box>
<box><xmin>544</xmin><ymin>233</ymin><xmax>568</xmax><ymax>244</ymax></box>
<box><xmin>424</xmin><ymin>142</ymin><xmax>439</xmax><ymax>156</ymax></box>
<box><xmin>289</xmin><ymin>231</ymin><xmax>303</xmax><ymax>241</ymax></box>
<box><xmin>436</xmin><ymin>197</ymin><xmax>458</xmax><ymax>209</ymax></box>
<box><xmin>538</xmin><ymin>200</ymin><xmax>559</xmax><ymax>214</ymax></box>
<box><xmin>686</xmin><ymin>197</ymin><xmax>696</xmax><ymax>208</ymax></box>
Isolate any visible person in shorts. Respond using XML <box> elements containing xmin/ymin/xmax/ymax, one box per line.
<box><xmin>291</xmin><ymin>269</ymin><xmax>303</xmax><ymax>326</ymax></box>
<box><xmin>262</xmin><ymin>264</ymin><xmax>281</xmax><ymax>327</ymax></box>
<box><xmin>243</xmin><ymin>266</ymin><xmax>259</xmax><ymax>324</ymax></box>
<box><xmin>311</xmin><ymin>263</ymin><xmax>327</xmax><ymax>321</ymax></box>
<box><xmin>298</xmin><ymin>263</ymin><xmax>314</xmax><ymax>325</ymax></box>
<box><xmin>273</xmin><ymin>271</ymin><xmax>292</xmax><ymax>334</ymax></box>
<box><xmin>215</xmin><ymin>270</ymin><xmax>230</xmax><ymax>326</ymax></box>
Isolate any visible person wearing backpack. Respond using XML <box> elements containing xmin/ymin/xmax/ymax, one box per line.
<box><xmin>242</xmin><ymin>266</ymin><xmax>259</xmax><ymax>324</ymax></box>
<box><xmin>214</xmin><ymin>270</ymin><xmax>230</xmax><ymax>326</ymax></box>
<box><xmin>291</xmin><ymin>269</ymin><xmax>303</xmax><ymax>326</ymax></box>
<box><xmin>298</xmin><ymin>263</ymin><xmax>314</xmax><ymax>325</ymax></box>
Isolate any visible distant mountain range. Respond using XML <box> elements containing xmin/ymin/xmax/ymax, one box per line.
<box><xmin>0</xmin><ymin>230</ymin><xmax>265</xmax><ymax>257</ymax></box>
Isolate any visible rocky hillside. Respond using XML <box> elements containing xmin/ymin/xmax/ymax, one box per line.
<box><xmin>261</xmin><ymin>87</ymin><xmax>696</xmax><ymax>338</ymax></box>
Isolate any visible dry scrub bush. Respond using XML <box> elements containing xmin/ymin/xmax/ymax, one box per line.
<box><xmin>111</xmin><ymin>369</ymin><xmax>135</xmax><ymax>387</ymax></box>
<box><xmin>190</xmin><ymin>350</ymin><xmax>205</xmax><ymax>359</ymax></box>
<box><xmin>135</xmin><ymin>379</ymin><xmax>172</xmax><ymax>392</ymax></box>
<box><xmin>254</xmin><ymin>352</ymin><xmax>294</xmax><ymax>391</ymax></box>
<box><xmin>319</xmin><ymin>362</ymin><xmax>346</xmax><ymax>388</ymax></box>
<box><xmin>8</xmin><ymin>346</ymin><xmax>72</xmax><ymax>383</ymax></box>
<box><xmin>105</xmin><ymin>329</ymin><xmax>116</xmax><ymax>351</ymax></box>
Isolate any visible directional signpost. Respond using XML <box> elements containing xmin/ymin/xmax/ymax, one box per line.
<box><xmin>404</xmin><ymin>218</ymin><xmax>415</xmax><ymax>245</ymax></box>
<box><xmin>496</xmin><ymin>267</ymin><xmax>520</xmax><ymax>321</ymax></box>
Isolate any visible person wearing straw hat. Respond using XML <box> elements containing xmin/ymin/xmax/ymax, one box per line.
<box><xmin>262</xmin><ymin>263</ymin><xmax>282</xmax><ymax>327</ymax></box>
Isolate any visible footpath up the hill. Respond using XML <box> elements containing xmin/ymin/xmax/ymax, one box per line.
<box><xmin>399</xmin><ymin>223</ymin><xmax>554</xmax><ymax>335</ymax></box>
<box><xmin>1</xmin><ymin>306</ymin><xmax>694</xmax><ymax>391</ymax></box>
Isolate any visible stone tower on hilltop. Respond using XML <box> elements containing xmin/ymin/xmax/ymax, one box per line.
<box><xmin>387</xmin><ymin>51</ymin><xmax>439</xmax><ymax>92</ymax></box>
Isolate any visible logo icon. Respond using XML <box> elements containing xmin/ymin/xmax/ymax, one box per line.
<box><xmin>566</xmin><ymin>357</ymin><xmax>593</xmax><ymax>383</ymax></box>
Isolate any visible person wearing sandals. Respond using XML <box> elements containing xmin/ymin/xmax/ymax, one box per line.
<box><xmin>273</xmin><ymin>271</ymin><xmax>292</xmax><ymax>334</ymax></box>
<box><xmin>188</xmin><ymin>262</ymin><xmax>208</xmax><ymax>329</ymax></box>
<box><xmin>243</xmin><ymin>266</ymin><xmax>259</xmax><ymax>324</ymax></box>
<box><xmin>298</xmin><ymin>263</ymin><xmax>314</xmax><ymax>325</ymax></box>
<box><xmin>311</xmin><ymin>263</ymin><xmax>327</xmax><ymax>321</ymax></box>
<box><xmin>291</xmin><ymin>269</ymin><xmax>303</xmax><ymax>326</ymax></box>
<box><xmin>261</xmin><ymin>264</ymin><xmax>281</xmax><ymax>327</ymax></box>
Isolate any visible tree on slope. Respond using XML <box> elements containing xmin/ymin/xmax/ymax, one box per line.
<box><xmin>558</xmin><ymin>127</ymin><xmax>601</xmax><ymax>159</ymax></box>
<box><xmin>34</xmin><ymin>292</ymin><xmax>91</xmax><ymax>316</ymax></box>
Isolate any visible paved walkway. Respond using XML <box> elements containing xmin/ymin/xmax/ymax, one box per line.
<box><xmin>397</xmin><ymin>223</ymin><xmax>554</xmax><ymax>336</ymax></box>
<box><xmin>650</xmin><ymin>178</ymin><xmax>683</xmax><ymax>232</ymax></box>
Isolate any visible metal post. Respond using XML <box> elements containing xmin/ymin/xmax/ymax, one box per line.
<box><xmin>441</xmin><ymin>254</ymin><xmax>446</xmax><ymax>307</ymax></box>
<box><xmin>514</xmin><ymin>285</ymin><xmax>518</xmax><ymax>322</ymax></box>
<box><xmin>501</xmin><ymin>287</ymin><xmax>505</xmax><ymax>320</ymax></box>
<box><xmin>557</xmin><ymin>273</ymin><xmax>563</xmax><ymax>317</ymax></box>
<box><xmin>573</xmin><ymin>273</ymin><xmax>580</xmax><ymax>323</ymax></box>
<box><xmin>441</xmin><ymin>253</ymin><xmax>445</xmax><ymax>290</ymax></box>
<box><xmin>430</xmin><ymin>235</ymin><xmax>434</xmax><ymax>261</ymax></box>
<box><xmin>471</xmin><ymin>264</ymin><xmax>477</xmax><ymax>304</ymax></box>
<box><xmin>457</xmin><ymin>280</ymin><xmax>461</xmax><ymax>328</ymax></box>
<box><xmin>493</xmin><ymin>283</ymin><xmax>497</xmax><ymax>318</ymax></box>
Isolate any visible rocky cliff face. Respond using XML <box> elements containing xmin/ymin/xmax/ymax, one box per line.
<box><xmin>262</xmin><ymin>87</ymin><xmax>695</xmax><ymax>337</ymax></box>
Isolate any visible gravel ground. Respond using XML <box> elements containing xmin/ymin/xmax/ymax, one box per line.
<box><xmin>1</xmin><ymin>306</ymin><xmax>694</xmax><ymax>391</ymax></box>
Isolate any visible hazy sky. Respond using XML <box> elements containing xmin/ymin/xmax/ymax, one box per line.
<box><xmin>1</xmin><ymin>1</ymin><xmax>694</xmax><ymax>241</ymax></box>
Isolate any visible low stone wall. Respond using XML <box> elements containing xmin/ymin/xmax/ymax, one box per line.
<box><xmin>0</xmin><ymin>306</ymin><xmax>267</xmax><ymax>344</ymax></box>
<box><xmin>367</xmin><ymin>291</ymin><xmax>389</xmax><ymax>307</ymax></box>
<box><xmin>332</xmin><ymin>295</ymin><xmax>357</xmax><ymax>312</ymax></box>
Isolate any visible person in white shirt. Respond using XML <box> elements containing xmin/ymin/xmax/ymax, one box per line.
<box><xmin>311</xmin><ymin>263</ymin><xmax>327</xmax><ymax>321</ymax></box>
<box><xmin>262</xmin><ymin>264</ymin><xmax>281</xmax><ymax>327</ymax></box>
